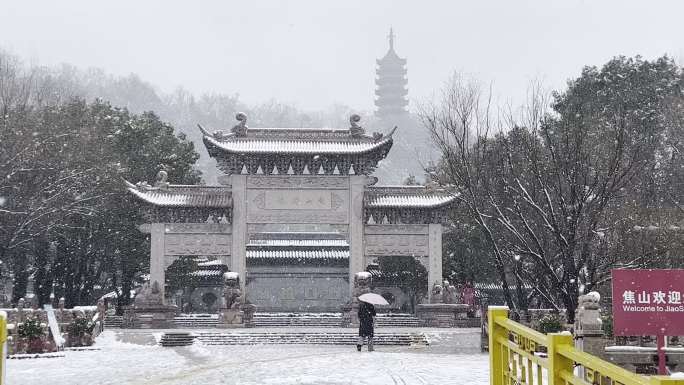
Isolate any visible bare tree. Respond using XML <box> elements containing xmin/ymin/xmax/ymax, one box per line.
<box><xmin>424</xmin><ymin>57</ymin><xmax>680</xmax><ymax>322</ymax></box>
<box><xmin>419</xmin><ymin>73</ymin><xmax>518</xmax><ymax>310</ymax></box>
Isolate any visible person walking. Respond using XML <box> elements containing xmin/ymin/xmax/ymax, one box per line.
<box><xmin>357</xmin><ymin>300</ymin><xmax>376</xmax><ymax>351</ymax></box>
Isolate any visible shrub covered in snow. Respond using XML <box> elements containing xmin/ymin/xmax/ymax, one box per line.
<box><xmin>602</xmin><ymin>314</ymin><xmax>613</xmax><ymax>338</ymax></box>
<box><xmin>69</xmin><ymin>317</ymin><xmax>95</xmax><ymax>336</ymax></box>
<box><xmin>17</xmin><ymin>317</ymin><xmax>43</xmax><ymax>340</ymax></box>
<box><xmin>535</xmin><ymin>313</ymin><xmax>565</xmax><ymax>334</ymax></box>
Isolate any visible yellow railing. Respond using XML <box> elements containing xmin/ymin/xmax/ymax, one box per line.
<box><xmin>0</xmin><ymin>311</ymin><xmax>6</xmax><ymax>385</ymax></box>
<box><xmin>488</xmin><ymin>306</ymin><xmax>684</xmax><ymax>385</ymax></box>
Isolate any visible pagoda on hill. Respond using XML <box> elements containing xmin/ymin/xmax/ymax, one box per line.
<box><xmin>375</xmin><ymin>28</ymin><xmax>408</xmax><ymax>119</ymax></box>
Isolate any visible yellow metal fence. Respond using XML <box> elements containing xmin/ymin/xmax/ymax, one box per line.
<box><xmin>488</xmin><ymin>306</ymin><xmax>683</xmax><ymax>385</ymax></box>
<box><xmin>0</xmin><ymin>311</ymin><xmax>6</xmax><ymax>385</ymax></box>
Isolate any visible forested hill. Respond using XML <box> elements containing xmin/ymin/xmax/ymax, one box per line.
<box><xmin>0</xmin><ymin>50</ymin><xmax>435</xmax><ymax>184</ymax></box>
<box><xmin>0</xmin><ymin>48</ymin><xmax>435</xmax><ymax>308</ymax></box>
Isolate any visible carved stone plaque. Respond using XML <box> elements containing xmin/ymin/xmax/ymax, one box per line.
<box><xmin>248</xmin><ymin>223</ymin><xmax>349</xmax><ymax>234</ymax></box>
<box><xmin>247</xmin><ymin>175</ymin><xmax>349</xmax><ymax>189</ymax></box>
<box><xmin>364</xmin><ymin>234</ymin><xmax>429</xmax><ymax>256</ymax></box>
<box><xmin>164</xmin><ymin>223</ymin><xmax>232</xmax><ymax>234</ymax></box>
<box><xmin>364</xmin><ymin>224</ymin><xmax>429</xmax><ymax>235</ymax></box>
<box><xmin>257</xmin><ymin>190</ymin><xmax>341</xmax><ymax>210</ymax></box>
<box><xmin>246</xmin><ymin>189</ymin><xmax>349</xmax><ymax>224</ymax></box>
<box><xmin>247</xmin><ymin>211</ymin><xmax>348</xmax><ymax>224</ymax></box>
<box><xmin>164</xmin><ymin>233</ymin><xmax>232</xmax><ymax>256</ymax></box>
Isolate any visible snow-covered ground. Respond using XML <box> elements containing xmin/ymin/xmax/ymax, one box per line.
<box><xmin>7</xmin><ymin>330</ymin><xmax>489</xmax><ymax>385</ymax></box>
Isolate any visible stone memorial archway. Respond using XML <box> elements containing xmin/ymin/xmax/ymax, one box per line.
<box><xmin>126</xmin><ymin>114</ymin><xmax>456</xmax><ymax>318</ymax></box>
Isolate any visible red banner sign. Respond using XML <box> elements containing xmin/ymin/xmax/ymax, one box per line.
<box><xmin>612</xmin><ymin>269</ymin><xmax>684</xmax><ymax>336</ymax></box>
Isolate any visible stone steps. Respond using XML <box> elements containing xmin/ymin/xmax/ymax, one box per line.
<box><xmin>254</xmin><ymin>313</ymin><xmax>422</xmax><ymax>328</ymax></box>
<box><xmin>160</xmin><ymin>332</ymin><xmax>195</xmax><ymax>347</ymax></box>
<box><xmin>254</xmin><ymin>321</ymin><xmax>422</xmax><ymax>327</ymax></box>
<box><xmin>254</xmin><ymin>318</ymin><xmax>341</xmax><ymax>327</ymax></box>
<box><xmin>174</xmin><ymin>316</ymin><xmax>219</xmax><ymax>328</ymax></box>
<box><xmin>191</xmin><ymin>332</ymin><xmax>429</xmax><ymax>346</ymax></box>
<box><xmin>115</xmin><ymin>313</ymin><xmax>426</xmax><ymax>328</ymax></box>
<box><xmin>104</xmin><ymin>315</ymin><xmax>123</xmax><ymax>328</ymax></box>
<box><xmin>376</xmin><ymin>319</ymin><xmax>422</xmax><ymax>327</ymax></box>
<box><xmin>172</xmin><ymin>314</ymin><xmax>424</xmax><ymax>328</ymax></box>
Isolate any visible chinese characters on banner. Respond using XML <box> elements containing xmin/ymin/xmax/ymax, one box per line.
<box><xmin>612</xmin><ymin>269</ymin><xmax>684</xmax><ymax>336</ymax></box>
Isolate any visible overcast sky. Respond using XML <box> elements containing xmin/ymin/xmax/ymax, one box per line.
<box><xmin>1</xmin><ymin>0</ymin><xmax>682</xmax><ymax>112</ymax></box>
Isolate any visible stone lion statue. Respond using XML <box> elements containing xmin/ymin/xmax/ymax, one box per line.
<box><xmin>134</xmin><ymin>281</ymin><xmax>163</xmax><ymax>308</ymax></box>
<box><xmin>231</xmin><ymin>112</ymin><xmax>248</xmax><ymax>137</ymax></box>
<box><xmin>353</xmin><ymin>271</ymin><xmax>372</xmax><ymax>297</ymax></box>
<box><xmin>154</xmin><ymin>170</ymin><xmax>169</xmax><ymax>188</ymax></box>
<box><xmin>442</xmin><ymin>280</ymin><xmax>459</xmax><ymax>304</ymax></box>
<box><xmin>223</xmin><ymin>272</ymin><xmax>242</xmax><ymax>310</ymax></box>
<box><xmin>575</xmin><ymin>291</ymin><xmax>602</xmax><ymax>334</ymax></box>
<box><xmin>349</xmin><ymin>114</ymin><xmax>365</xmax><ymax>137</ymax></box>
<box><xmin>430</xmin><ymin>282</ymin><xmax>444</xmax><ymax>304</ymax></box>
<box><xmin>578</xmin><ymin>291</ymin><xmax>601</xmax><ymax>310</ymax></box>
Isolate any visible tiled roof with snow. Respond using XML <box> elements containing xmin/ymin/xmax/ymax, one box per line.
<box><xmin>199</xmin><ymin>118</ymin><xmax>395</xmax><ymax>176</ymax></box>
<box><xmin>377</xmin><ymin>48</ymin><xmax>407</xmax><ymax>66</ymax></box>
<box><xmin>190</xmin><ymin>270</ymin><xmax>225</xmax><ymax>277</ymax></box>
<box><xmin>246</xmin><ymin>231</ymin><xmax>349</xmax><ymax>262</ymax></box>
<box><xmin>124</xmin><ymin>181</ymin><xmax>232</xmax><ymax>208</ymax></box>
<box><xmin>202</xmin><ymin>128</ymin><xmax>394</xmax><ymax>155</ymax></box>
<box><xmin>247</xmin><ymin>249</ymin><xmax>349</xmax><ymax>260</ymax></box>
<box><xmin>364</xmin><ymin>186</ymin><xmax>457</xmax><ymax>209</ymax></box>
<box><xmin>197</xmin><ymin>259</ymin><xmax>226</xmax><ymax>267</ymax></box>
<box><xmin>251</xmin><ymin>232</ymin><xmax>346</xmax><ymax>240</ymax></box>
<box><xmin>247</xmin><ymin>239</ymin><xmax>349</xmax><ymax>247</ymax></box>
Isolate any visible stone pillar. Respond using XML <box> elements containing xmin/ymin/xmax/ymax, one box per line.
<box><xmin>574</xmin><ymin>292</ymin><xmax>605</xmax><ymax>377</ymax></box>
<box><xmin>348</xmin><ymin>175</ymin><xmax>366</xmax><ymax>296</ymax></box>
<box><xmin>150</xmin><ymin>222</ymin><xmax>166</xmax><ymax>303</ymax></box>
<box><xmin>230</xmin><ymin>175</ymin><xmax>248</xmax><ymax>290</ymax></box>
<box><xmin>428</xmin><ymin>223</ymin><xmax>443</xmax><ymax>302</ymax></box>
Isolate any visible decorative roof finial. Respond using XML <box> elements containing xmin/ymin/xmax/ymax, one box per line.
<box><xmin>232</xmin><ymin>112</ymin><xmax>248</xmax><ymax>137</ymax></box>
<box><xmin>388</xmin><ymin>27</ymin><xmax>395</xmax><ymax>51</ymax></box>
<box><xmin>349</xmin><ymin>114</ymin><xmax>365</xmax><ymax>137</ymax></box>
<box><xmin>154</xmin><ymin>170</ymin><xmax>169</xmax><ymax>188</ymax></box>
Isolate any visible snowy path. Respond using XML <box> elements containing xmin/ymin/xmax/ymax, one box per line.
<box><xmin>7</xmin><ymin>331</ymin><xmax>489</xmax><ymax>385</ymax></box>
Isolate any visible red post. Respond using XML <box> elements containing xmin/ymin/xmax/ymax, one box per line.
<box><xmin>657</xmin><ymin>333</ymin><xmax>667</xmax><ymax>375</ymax></box>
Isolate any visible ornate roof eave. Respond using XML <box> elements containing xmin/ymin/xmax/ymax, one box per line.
<box><xmin>364</xmin><ymin>186</ymin><xmax>458</xmax><ymax>209</ymax></box>
<box><xmin>376</xmin><ymin>54</ymin><xmax>407</xmax><ymax>66</ymax></box>
<box><xmin>363</xmin><ymin>186</ymin><xmax>458</xmax><ymax>225</ymax></box>
<box><xmin>202</xmin><ymin>130</ymin><xmax>395</xmax><ymax>157</ymax></box>
<box><xmin>124</xmin><ymin>174</ymin><xmax>232</xmax><ymax>224</ymax></box>
<box><xmin>200</xmin><ymin>114</ymin><xmax>397</xmax><ymax>176</ymax></box>
<box><xmin>376</xmin><ymin>68</ymin><xmax>407</xmax><ymax>76</ymax></box>
<box><xmin>376</xmin><ymin>89</ymin><xmax>408</xmax><ymax>97</ymax></box>
<box><xmin>375</xmin><ymin>105</ymin><xmax>409</xmax><ymax>112</ymax></box>
<box><xmin>246</xmin><ymin>249</ymin><xmax>349</xmax><ymax>266</ymax></box>
<box><xmin>376</xmin><ymin>76</ymin><xmax>408</xmax><ymax>84</ymax></box>
<box><xmin>124</xmin><ymin>180</ymin><xmax>232</xmax><ymax>208</ymax></box>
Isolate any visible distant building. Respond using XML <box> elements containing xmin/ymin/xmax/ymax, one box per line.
<box><xmin>375</xmin><ymin>28</ymin><xmax>408</xmax><ymax>119</ymax></box>
<box><xmin>372</xmin><ymin>29</ymin><xmax>437</xmax><ymax>184</ymax></box>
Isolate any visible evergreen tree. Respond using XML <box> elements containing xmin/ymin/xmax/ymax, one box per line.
<box><xmin>0</xmin><ymin>99</ymin><xmax>200</xmax><ymax>308</ymax></box>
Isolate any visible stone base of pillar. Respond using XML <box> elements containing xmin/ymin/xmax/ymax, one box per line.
<box><xmin>242</xmin><ymin>304</ymin><xmax>257</xmax><ymax>328</ymax></box>
<box><xmin>574</xmin><ymin>292</ymin><xmax>605</xmax><ymax>360</ymax></box>
<box><xmin>217</xmin><ymin>308</ymin><xmax>244</xmax><ymax>328</ymax></box>
<box><xmin>340</xmin><ymin>301</ymin><xmax>360</xmax><ymax>327</ymax></box>
<box><xmin>123</xmin><ymin>305</ymin><xmax>178</xmax><ymax>329</ymax></box>
<box><xmin>342</xmin><ymin>272</ymin><xmax>372</xmax><ymax>327</ymax></box>
<box><xmin>217</xmin><ymin>304</ymin><xmax>257</xmax><ymax>328</ymax></box>
<box><xmin>415</xmin><ymin>303</ymin><xmax>470</xmax><ymax>327</ymax></box>
<box><xmin>578</xmin><ymin>334</ymin><xmax>607</xmax><ymax>360</ymax></box>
